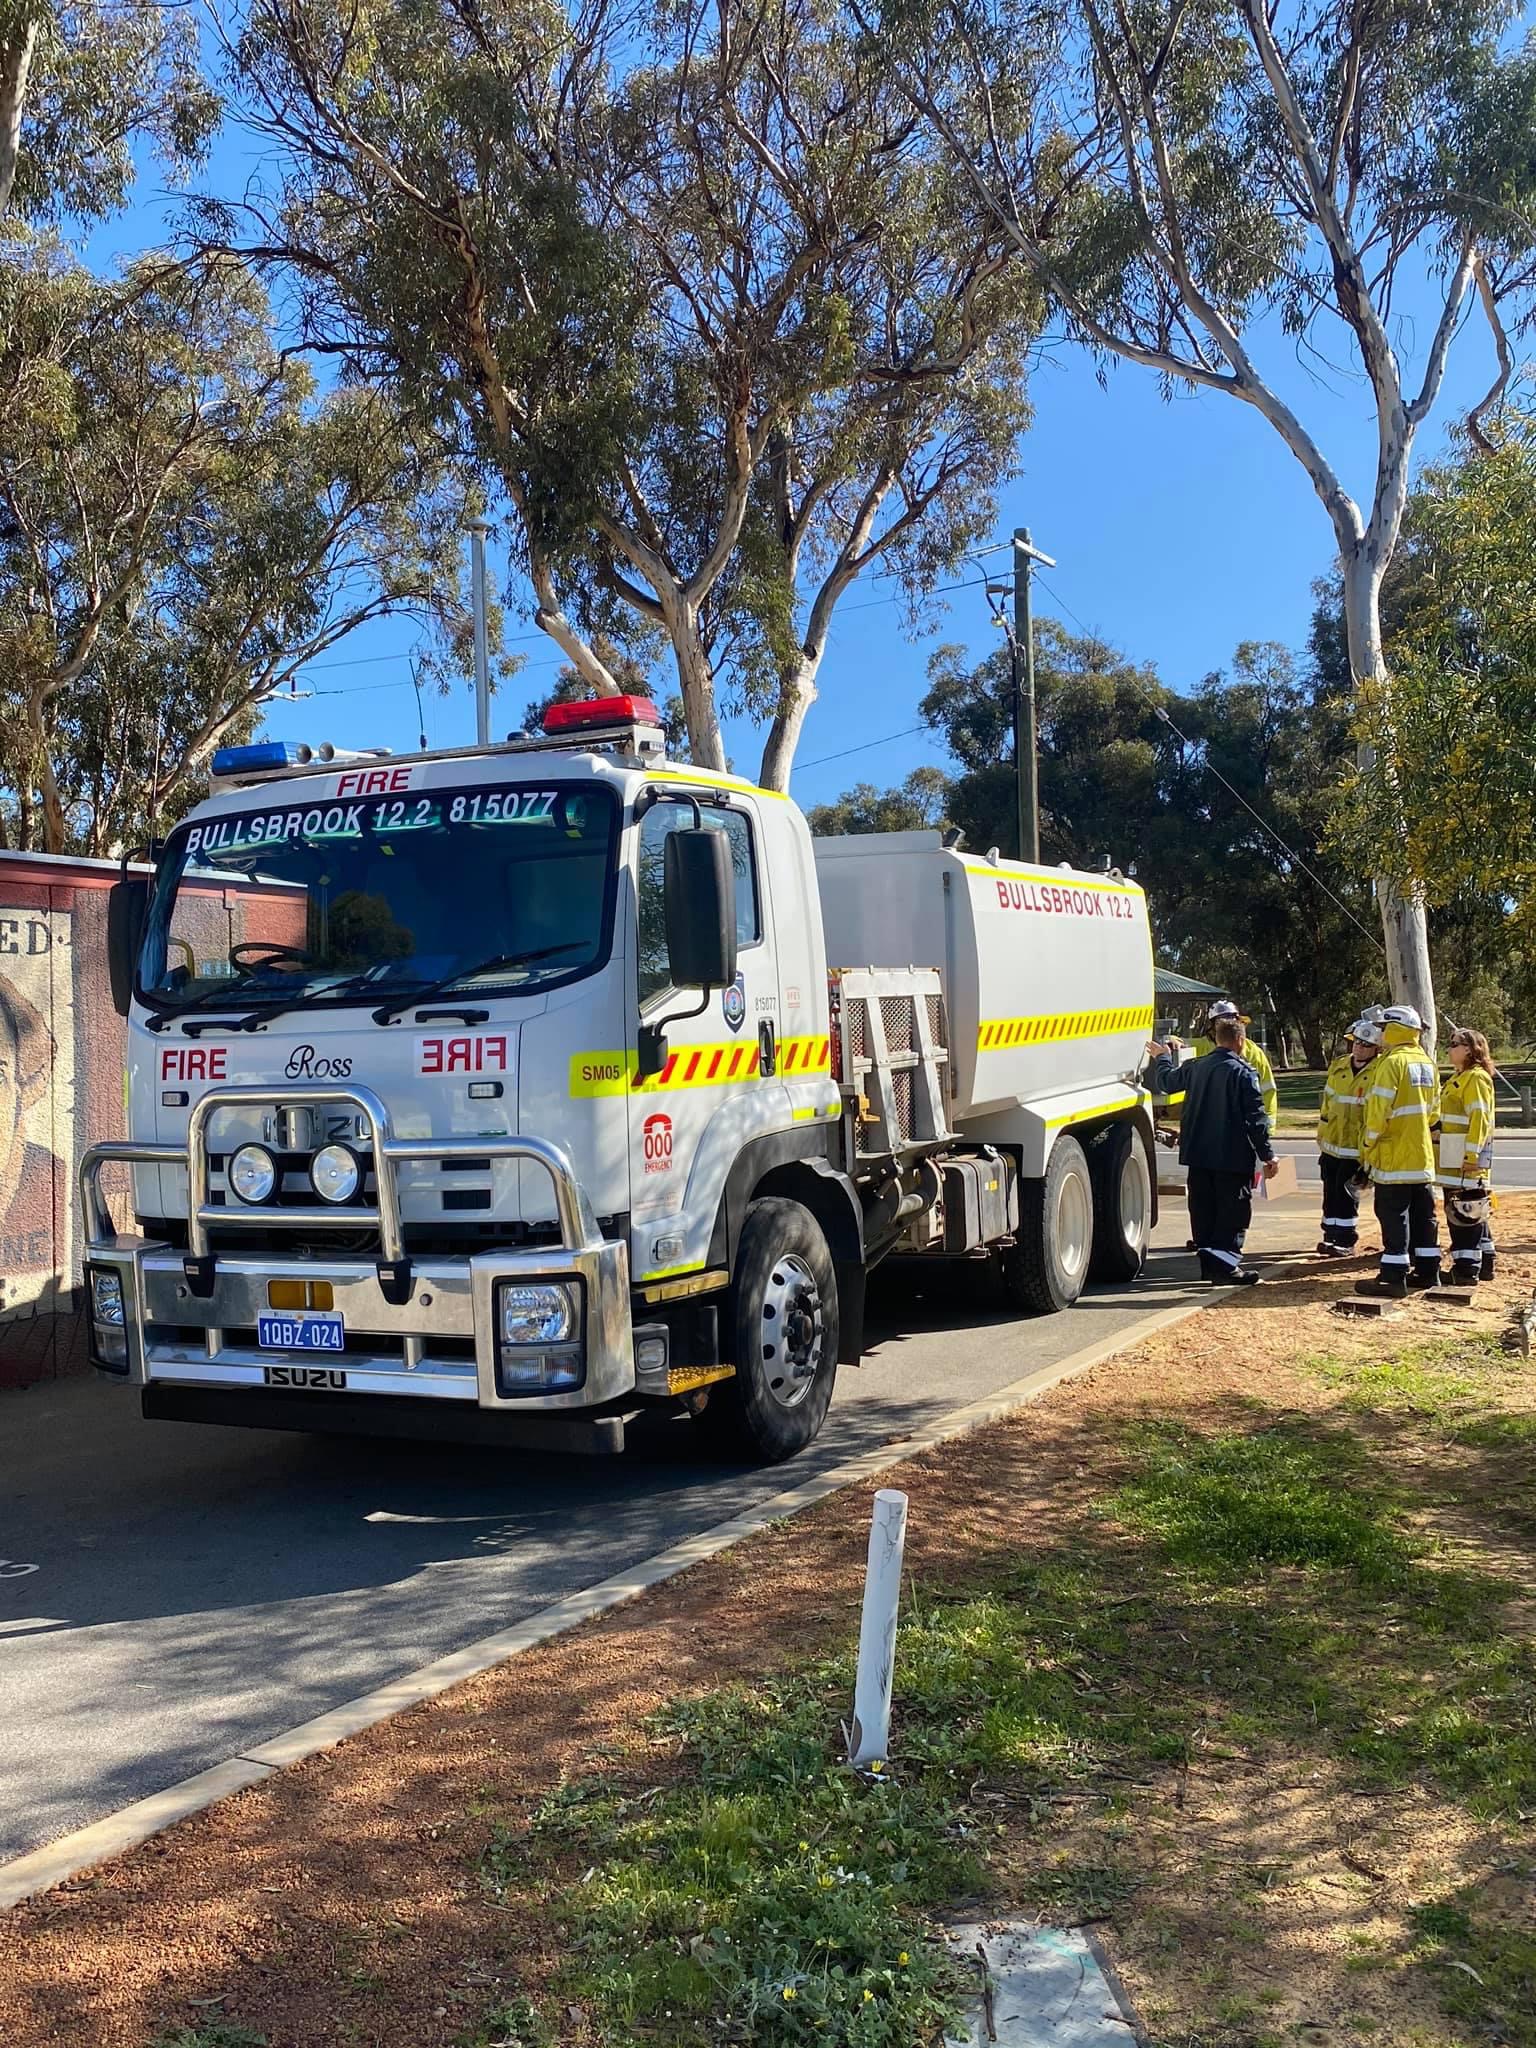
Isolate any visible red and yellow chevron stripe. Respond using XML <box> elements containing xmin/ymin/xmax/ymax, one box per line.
<box><xmin>569</xmin><ymin>1034</ymin><xmax>831</xmax><ymax>1097</ymax></box>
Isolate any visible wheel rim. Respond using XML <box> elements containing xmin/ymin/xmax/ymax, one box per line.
<box><xmin>1057</xmin><ymin>1166</ymin><xmax>1092</xmax><ymax>1283</ymax></box>
<box><xmin>1119</xmin><ymin>1146</ymin><xmax>1150</xmax><ymax>1254</ymax></box>
<box><xmin>759</xmin><ymin>1252</ymin><xmax>824</xmax><ymax>1409</ymax></box>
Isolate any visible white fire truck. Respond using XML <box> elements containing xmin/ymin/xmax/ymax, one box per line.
<box><xmin>83</xmin><ymin>696</ymin><xmax>1156</xmax><ymax>1462</ymax></box>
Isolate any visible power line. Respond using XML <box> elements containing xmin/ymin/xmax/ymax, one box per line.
<box><xmin>796</xmin><ymin>723</ymin><xmax>930</xmax><ymax>772</ymax></box>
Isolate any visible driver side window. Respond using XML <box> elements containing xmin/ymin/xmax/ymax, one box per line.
<box><xmin>636</xmin><ymin>800</ymin><xmax>759</xmax><ymax>1005</ymax></box>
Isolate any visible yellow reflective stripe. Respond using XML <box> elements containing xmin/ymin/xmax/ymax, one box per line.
<box><xmin>639</xmin><ymin>1259</ymin><xmax>705</xmax><ymax>1282</ymax></box>
<box><xmin>961</xmin><ymin>863</ymin><xmax>1141</xmax><ymax>898</ymax></box>
<box><xmin>643</xmin><ymin>767</ymin><xmax>787</xmax><ymax>802</ymax></box>
<box><xmin>569</xmin><ymin>1033</ymin><xmax>830</xmax><ymax>1097</ymax></box>
<box><xmin>978</xmin><ymin>1004</ymin><xmax>1154</xmax><ymax>1051</ymax></box>
<box><xmin>1043</xmin><ymin>1094</ymin><xmax>1143</xmax><ymax>1129</ymax></box>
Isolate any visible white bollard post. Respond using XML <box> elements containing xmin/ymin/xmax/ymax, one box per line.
<box><xmin>848</xmin><ymin>1488</ymin><xmax>908</xmax><ymax>1769</ymax></box>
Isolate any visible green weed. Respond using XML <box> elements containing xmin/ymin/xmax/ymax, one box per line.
<box><xmin>148</xmin><ymin>2025</ymin><xmax>267</xmax><ymax>2048</ymax></box>
<box><xmin>1410</xmin><ymin>1897</ymin><xmax>1536</xmax><ymax>2047</ymax></box>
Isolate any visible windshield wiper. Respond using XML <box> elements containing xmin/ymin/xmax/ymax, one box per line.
<box><xmin>371</xmin><ymin>944</ymin><xmax>588</xmax><ymax>1025</ymax></box>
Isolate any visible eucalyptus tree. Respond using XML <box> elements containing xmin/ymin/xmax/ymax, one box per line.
<box><xmin>0</xmin><ymin>0</ymin><xmax>216</xmax><ymax>223</ymax></box>
<box><xmin>225</xmin><ymin>0</ymin><xmax>1035</xmax><ymax>778</ymax></box>
<box><xmin>0</xmin><ymin>255</ymin><xmax>475</xmax><ymax>853</ymax></box>
<box><xmin>879</xmin><ymin>0</ymin><xmax>1536</xmax><ymax>1041</ymax></box>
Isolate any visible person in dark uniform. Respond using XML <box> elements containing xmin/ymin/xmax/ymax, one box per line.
<box><xmin>1179</xmin><ymin>1014</ymin><xmax>1279</xmax><ymax>1285</ymax></box>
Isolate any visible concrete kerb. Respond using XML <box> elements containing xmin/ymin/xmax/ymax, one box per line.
<box><xmin>0</xmin><ymin>1279</ymin><xmax>1274</xmax><ymax>1915</ymax></box>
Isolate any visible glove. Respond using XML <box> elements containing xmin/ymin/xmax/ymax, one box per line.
<box><xmin>1348</xmin><ymin>1169</ymin><xmax>1372</xmax><ymax>1194</ymax></box>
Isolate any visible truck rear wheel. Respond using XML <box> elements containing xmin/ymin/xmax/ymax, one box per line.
<box><xmin>1000</xmin><ymin>1133</ymin><xmax>1094</xmax><ymax>1313</ymax></box>
<box><xmin>1088</xmin><ymin>1123</ymin><xmax>1153</xmax><ymax>1281</ymax></box>
<box><xmin>697</xmin><ymin>1197</ymin><xmax>839</xmax><ymax>1462</ymax></box>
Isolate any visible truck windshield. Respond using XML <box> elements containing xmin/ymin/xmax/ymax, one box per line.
<box><xmin>139</xmin><ymin>781</ymin><xmax>618</xmax><ymax>1014</ymax></box>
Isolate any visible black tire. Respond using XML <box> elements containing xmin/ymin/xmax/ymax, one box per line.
<box><xmin>1000</xmin><ymin>1133</ymin><xmax>1094</xmax><ymax>1314</ymax></box>
<box><xmin>1088</xmin><ymin>1123</ymin><xmax>1153</xmax><ymax>1281</ymax></box>
<box><xmin>695</xmin><ymin>1197</ymin><xmax>839</xmax><ymax>1462</ymax></box>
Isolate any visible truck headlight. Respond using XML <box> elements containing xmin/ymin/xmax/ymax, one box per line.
<box><xmin>229</xmin><ymin>1143</ymin><xmax>278</xmax><ymax>1205</ymax></box>
<box><xmin>87</xmin><ymin>1264</ymin><xmax>129</xmax><ymax>1373</ymax></box>
<box><xmin>311</xmin><ymin>1144</ymin><xmax>362</xmax><ymax>1205</ymax></box>
<box><xmin>499</xmin><ymin>1281</ymin><xmax>576</xmax><ymax>1345</ymax></box>
<box><xmin>91</xmin><ymin>1268</ymin><xmax>125</xmax><ymax>1325</ymax></box>
<box><xmin>492</xmin><ymin>1279</ymin><xmax>584</xmax><ymax>1395</ymax></box>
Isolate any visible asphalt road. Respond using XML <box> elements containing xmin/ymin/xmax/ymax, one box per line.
<box><xmin>0</xmin><ymin>1194</ymin><xmax>1318</xmax><ymax>1867</ymax></box>
<box><xmin>1259</xmin><ymin>1135</ymin><xmax>1536</xmax><ymax>1192</ymax></box>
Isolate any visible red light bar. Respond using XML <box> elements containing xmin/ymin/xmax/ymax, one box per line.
<box><xmin>543</xmin><ymin>694</ymin><xmax>662</xmax><ymax>734</ymax></box>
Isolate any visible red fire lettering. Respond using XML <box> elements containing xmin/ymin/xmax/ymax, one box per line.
<box><xmin>421</xmin><ymin>1039</ymin><xmax>444</xmax><ymax>1074</ymax></box>
<box><xmin>482</xmin><ymin>1035</ymin><xmax>508</xmax><ymax>1071</ymax></box>
<box><xmin>446</xmin><ymin>1037</ymin><xmax>472</xmax><ymax>1072</ymax></box>
<box><xmin>336</xmin><ymin>764</ymin><xmax>412</xmax><ymax>798</ymax></box>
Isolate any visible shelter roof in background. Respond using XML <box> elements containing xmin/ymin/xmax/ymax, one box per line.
<box><xmin>1154</xmin><ymin>967</ymin><xmax>1229</xmax><ymax>999</ymax></box>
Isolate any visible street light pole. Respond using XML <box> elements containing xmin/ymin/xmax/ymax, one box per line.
<box><xmin>1011</xmin><ymin>526</ymin><xmax>1055</xmax><ymax>865</ymax></box>
<box><xmin>466</xmin><ymin>518</ymin><xmax>492</xmax><ymax>747</ymax></box>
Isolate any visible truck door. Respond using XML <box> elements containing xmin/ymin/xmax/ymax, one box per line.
<box><xmin>628</xmin><ymin>791</ymin><xmax>781</xmax><ymax>1282</ymax></box>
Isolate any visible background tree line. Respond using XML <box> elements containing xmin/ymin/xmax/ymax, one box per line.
<box><xmin>0</xmin><ymin>0</ymin><xmax>1531</xmax><ymax>1050</ymax></box>
<box><xmin>811</xmin><ymin>413</ymin><xmax>1536</xmax><ymax>1058</ymax></box>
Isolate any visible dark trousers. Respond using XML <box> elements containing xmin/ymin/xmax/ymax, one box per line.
<box><xmin>1188</xmin><ymin>1167</ymin><xmax>1254</xmax><ymax>1277</ymax></box>
<box><xmin>1373</xmin><ymin>1183</ymin><xmax>1439</xmax><ymax>1280</ymax></box>
<box><xmin>1443</xmin><ymin>1188</ymin><xmax>1494</xmax><ymax>1281</ymax></box>
<box><xmin>1319</xmin><ymin>1155</ymin><xmax>1361</xmax><ymax>1247</ymax></box>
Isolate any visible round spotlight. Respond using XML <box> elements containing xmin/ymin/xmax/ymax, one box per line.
<box><xmin>229</xmin><ymin>1143</ymin><xmax>278</xmax><ymax>1205</ymax></box>
<box><xmin>311</xmin><ymin>1143</ymin><xmax>362</xmax><ymax>1205</ymax></box>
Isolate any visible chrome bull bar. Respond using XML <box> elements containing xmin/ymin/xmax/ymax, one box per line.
<box><xmin>79</xmin><ymin>1084</ymin><xmax>626</xmax><ymax>1394</ymax></box>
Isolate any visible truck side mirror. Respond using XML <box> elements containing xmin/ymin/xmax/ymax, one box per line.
<box><xmin>663</xmin><ymin>828</ymin><xmax>737</xmax><ymax>991</ymax></box>
<box><xmin>107</xmin><ymin>877</ymin><xmax>149</xmax><ymax>1018</ymax></box>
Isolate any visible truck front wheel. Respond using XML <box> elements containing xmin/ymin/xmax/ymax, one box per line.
<box><xmin>1000</xmin><ymin>1133</ymin><xmax>1094</xmax><ymax>1313</ymax></box>
<box><xmin>698</xmin><ymin>1197</ymin><xmax>839</xmax><ymax>1462</ymax></box>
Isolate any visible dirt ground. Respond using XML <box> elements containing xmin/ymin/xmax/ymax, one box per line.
<box><xmin>2</xmin><ymin>1200</ymin><xmax>1533</xmax><ymax>2048</ymax></box>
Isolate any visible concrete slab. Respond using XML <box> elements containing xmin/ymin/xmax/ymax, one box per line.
<box><xmin>945</xmin><ymin>1922</ymin><xmax>1142</xmax><ymax>2045</ymax></box>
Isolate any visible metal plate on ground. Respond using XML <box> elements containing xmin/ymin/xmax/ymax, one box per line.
<box><xmin>945</xmin><ymin>1922</ymin><xmax>1143</xmax><ymax>2045</ymax></box>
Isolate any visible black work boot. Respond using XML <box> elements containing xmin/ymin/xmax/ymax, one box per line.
<box><xmin>1451</xmin><ymin>1262</ymin><xmax>1481</xmax><ymax>1289</ymax></box>
<box><xmin>1356</xmin><ymin>1273</ymin><xmax>1409</xmax><ymax>1301</ymax></box>
<box><xmin>1210</xmin><ymin>1267</ymin><xmax>1261</xmax><ymax>1287</ymax></box>
<box><xmin>1481</xmin><ymin>1252</ymin><xmax>1497</xmax><ymax>1282</ymax></box>
<box><xmin>1408</xmin><ymin>1265</ymin><xmax>1444</xmax><ymax>1291</ymax></box>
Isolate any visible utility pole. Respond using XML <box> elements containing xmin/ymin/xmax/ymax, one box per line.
<box><xmin>466</xmin><ymin>518</ymin><xmax>492</xmax><ymax>747</ymax></box>
<box><xmin>1011</xmin><ymin>526</ymin><xmax>1054</xmax><ymax>865</ymax></box>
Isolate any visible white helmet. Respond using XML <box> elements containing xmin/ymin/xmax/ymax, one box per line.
<box><xmin>1207</xmin><ymin>998</ymin><xmax>1250</xmax><ymax>1024</ymax></box>
<box><xmin>1382</xmin><ymin>1004</ymin><xmax>1424</xmax><ymax>1031</ymax></box>
<box><xmin>1350</xmin><ymin>1019</ymin><xmax>1384</xmax><ymax>1046</ymax></box>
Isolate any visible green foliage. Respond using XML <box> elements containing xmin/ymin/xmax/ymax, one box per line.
<box><xmin>806</xmin><ymin>767</ymin><xmax>951</xmax><ymax>836</ymax></box>
<box><xmin>1335</xmin><ymin>409</ymin><xmax>1536</xmax><ymax>931</ymax></box>
<box><xmin>228</xmin><ymin>0</ymin><xmax>1037</xmax><ymax>777</ymax></box>
<box><xmin>0</xmin><ymin>252</ymin><xmax>477</xmax><ymax>853</ymax></box>
<box><xmin>0</xmin><ymin>1</ymin><xmax>218</xmax><ymax>228</ymax></box>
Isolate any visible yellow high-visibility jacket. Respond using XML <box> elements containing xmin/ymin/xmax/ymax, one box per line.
<box><xmin>1360</xmin><ymin>1023</ymin><xmax>1437</xmax><ymax>1185</ymax></box>
<box><xmin>1184</xmin><ymin>1036</ymin><xmax>1278</xmax><ymax>1128</ymax></box>
<box><xmin>1436</xmin><ymin>1066</ymin><xmax>1495</xmax><ymax>1188</ymax></box>
<box><xmin>1318</xmin><ymin>1051</ymin><xmax>1375</xmax><ymax>1160</ymax></box>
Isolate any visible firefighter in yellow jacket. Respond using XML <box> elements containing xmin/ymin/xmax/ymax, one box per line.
<box><xmin>1316</xmin><ymin>1017</ymin><xmax>1382</xmax><ymax>1257</ymax></box>
<box><xmin>1355</xmin><ymin>1005</ymin><xmax>1440</xmax><ymax>1299</ymax></box>
<box><xmin>1436</xmin><ymin>1026</ymin><xmax>1497</xmax><ymax>1286</ymax></box>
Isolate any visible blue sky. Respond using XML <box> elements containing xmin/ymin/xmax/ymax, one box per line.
<box><xmin>103</xmin><ymin>130</ymin><xmax>1505</xmax><ymax>810</ymax></box>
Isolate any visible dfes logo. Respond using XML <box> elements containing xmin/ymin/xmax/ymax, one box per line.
<box><xmin>721</xmin><ymin>971</ymin><xmax>747</xmax><ymax>1033</ymax></box>
<box><xmin>642</xmin><ymin>1111</ymin><xmax>673</xmax><ymax>1176</ymax></box>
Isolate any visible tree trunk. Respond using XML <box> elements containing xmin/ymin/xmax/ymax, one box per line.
<box><xmin>1342</xmin><ymin>552</ymin><xmax>1437</xmax><ymax>1053</ymax></box>
<box><xmin>0</xmin><ymin>24</ymin><xmax>38</xmax><ymax>217</ymax></box>
<box><xmin>758</xmin><ymin>650</ymin><xmax>820</xmax><ymax>792</ymax></box>
<box><xmin>670</xmin><ymin>605</ymin><xmax>726</xmax><ymax>771</ymax></box>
